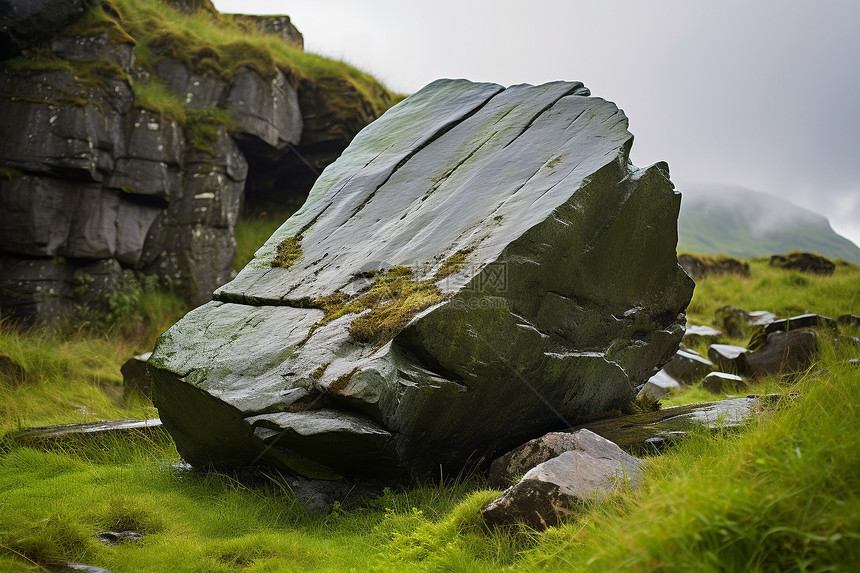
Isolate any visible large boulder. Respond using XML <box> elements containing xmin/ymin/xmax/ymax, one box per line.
<box><xmin>148</xmin><ymin>79</ymin><xmax>694</xmax><ymax>480</ymax></box>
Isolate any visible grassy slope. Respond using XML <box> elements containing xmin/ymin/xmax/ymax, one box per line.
<box><xmin>1</xmin><ymin>257</ymin><xmax>859</xmax><ymax>571</ymax></box>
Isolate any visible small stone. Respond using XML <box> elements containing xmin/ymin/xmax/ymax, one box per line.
<box><xmin>637</xmin><ymin>370</ymin><xmax>683</xmax><ymax>401</ymax></box>
<box><xmin>481</xmin><ymin>430</ymin><xmax>643</xmax><ymax>530</ymax></box>
<box><xmin>97</xmin><ymin>531</ymin><xmax>142</xmax><ymax>545</ymax></box>
<box><xmin>489</xmin><ymin>431</ymin><xmax>582</xmax><ymax>488</ymax></box>
<box><xmin>708</xmin><ymin>344</ymin><xmax>748</xmax><ymax>374</ymax></box>
<box><xmin>60</xmin><ymin>563</ymin><xmax>114</xmax><ymax>573</ymax></box>
<box><xmin>683</xmin><ymin>324</ymin><xmax>722</xmax><ymax>345</ymax></box>
<box><xmin>120</xmin><ymin>352</ymin><xmax>153</xmax><ymax>399</ymax></box>
<box><xmin>702</xmin><ymin>372</ymin><xmax>746</xmax><ymax>394</ymax></box>
<box><xmin>713</xmin><ymin>306</ymin><xmax>777</xmax><ymax>339</ymax></box>
<box><xmin>663</xmin><ymin>348</ymin><xmax>714</xmax><ymax>383</ymax></box>
<box><xmin>837</xmin><ymin>314</ymin><xmax>860</xmax><ymax>329</ymax></box>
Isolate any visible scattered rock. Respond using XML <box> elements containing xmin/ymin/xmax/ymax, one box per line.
<box><xmin>489</xmin><ymin>430</ymin><xmax>625</xmax><ymax>489</ymax></box>
<box><xmin>714</xmin><ymin>306</ymin><xmax>777</xmax><ymax>339</ymax></box>
<box><xmin>770</xmin><ymin>252</ymin><xmax>835</xmax><ymax>275</ymax></box>
<box><xmin>97</xmin><ymin>531</ymin><xmax>142</xmax><ymax>545</ymax></box>
<box><xmin>57</xmin><ymin>563</ymin><xmax>114</xmax><ymax>573</ymax></box>
<box><xmin>849</xmin><ymin>359</ymin><xmax>859</xmax><ymax>367</ymax></box>
<box><xmin>678</xmin><ymin>254</ymin><xmax>750</xmax><ymax>280</ymax></box>
<box><xmin>745</xmin><ymin>330</ymin><xmax>818</xmax><ymax>378</ymax></box>
<box><xmin>637</xmin><ymin>370</ymin><xmax>683</xmax><ymax>401</ymax></box>
<box><xmin>838</xmin><ymin>314</ymin><xmax>860</xmax><ymax>329</ymax></box>
<box><xmin>120</xmin><ymin>352</ymin><xmax>153</xmax><ymax>399</ymax></box>
<box><xmin>663</xmin><ymin>347</ymin><xmax>714</xmax><ymax>383</ymax></box>
<box><xmin>569</xmin><ymin>396</ymin><xmax>765</xmax><ymax>455</ymax></box>
<box><xmin>764</xmin><ymin>313</ymin><xmax>838</xmax><ymax>335</ymax></box>
<box><xmin>708</xmin><ymin>344</ymin><xmax>748</xmax><ymax>374</ymax></box>
<box><xmin>1</xmin><ymin>418</ymin><xmax>163</xmax><ymax>449</ymax></box>
<box><xmin>481</xmin><ymin>430</ymin><xmax>643</xmax><ymax>530</ymax></box>
<box><xmin>683</xmin><ymin>324</ymin><xmax>722</xmax><ymax>345</ymax></box>
<box><xmin>702</xmin><ymin>372</ymin><xmax>746</xmax><ymax>394</ymax></box>
<box><xmin>149</xmin><ymin>79</ymin><xmax>695</xmax><ymax>480</ymax></box>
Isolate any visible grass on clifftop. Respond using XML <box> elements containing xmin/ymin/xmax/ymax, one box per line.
<box><xmin>1</xmin><ymin>0</ymin><xmax>398</xmax><ymax>154</ymax></box>
<box><xmin>1</xmin><ymin>256</ymin><xmax>859</xmax><ymax>571</ymax></box>
<box><xmin>73</xmin><ymin>0</ymin><xmax>394</xmax><ymax>116</ymax></box>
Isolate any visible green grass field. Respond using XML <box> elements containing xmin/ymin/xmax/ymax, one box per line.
<box><xmin>1</xmin><ymin>255</ymin><xmax>859</xmax><ymax>571</ymax></box>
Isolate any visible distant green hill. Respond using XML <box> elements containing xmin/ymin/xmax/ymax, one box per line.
<box><xmin>677</xmin><ymin>184</ymin><xmax>860</xmax><ymax>264</ymax></box>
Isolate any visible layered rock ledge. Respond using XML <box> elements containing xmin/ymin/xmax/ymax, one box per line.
<box><xmin>148</xmin><ymin>79</ymin><xmax>694</xmax><ymax>480</ymax></box>
<box><xmin>0</xmin><ymin>0</ymin><xmax>391</xmax><ymax>323</ymax></box>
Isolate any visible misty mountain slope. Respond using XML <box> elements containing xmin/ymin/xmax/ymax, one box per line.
<box><xmin>677</xmin><ymin>184</ymin><xmax>860</xmax><ymax>264</ymax></box>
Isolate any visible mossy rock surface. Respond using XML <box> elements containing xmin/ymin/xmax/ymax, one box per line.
<box><xmin>150</xmin><ymin>79</ymin><xmax>695</xmax><ymax>480</ymax></box>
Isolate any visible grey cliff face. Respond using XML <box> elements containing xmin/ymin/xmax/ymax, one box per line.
<box><xmin>0</xmin><ymin>2</ymin><xmax>377</xmax><ymax>324</ymax></box>
<box><xmin>148</xmin><ymin>79</ymin><xmax>695</xmax><ymax>480</ymax></box>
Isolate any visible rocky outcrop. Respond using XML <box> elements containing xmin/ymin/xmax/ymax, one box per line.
<box><xmin>0</xmin><ymin>53</ymin><xmax>247</xmax><ymax>317</ymax></box>
<box><xmin>0</xmin><ymin>0</ymin><xmax>389</xmax><ymax>324</ymax></box>
<box><xmin>230</xmin><ymin>14</ymin><xmax>303</xmax><ymax>50</ymax></box>
<box><xmin>678</xmin><ymin>254</ymin><xmax>749</xmax><ymax>281</ymax></box>
<box><xmin>0</xmin><ymin>0</ymin><xmax>95</xmax><ymax>58</ymax></box>
<box><xmin>148</xmin><ymin>78</ymin><xmax>695</xmax><ymax>480</ymax></box>
<box><xmin>770</xmin><ymin>252</ymin><xmax>836</xmax><ymax>275</ymax></box>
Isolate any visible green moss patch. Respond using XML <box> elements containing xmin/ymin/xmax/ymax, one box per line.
<box><xmin>306</xmin><ymin>249</ymin><xmax>475</xmax><ymax>346</ymax></box>
<box><xmin>271</xmin><ymin>235</ymin><xmax>303</xmax><ymax>268</ymax></box>
<box><xmin>0</xmin><ymin>167</ymin><xmax>23</xmax><ymax>181</ymax></box>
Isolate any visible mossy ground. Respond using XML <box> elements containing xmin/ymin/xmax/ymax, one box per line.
<box><xmin>1</xmin><ymin>255</ymin><xmax>859</xmax><ymax>571</ymax></box>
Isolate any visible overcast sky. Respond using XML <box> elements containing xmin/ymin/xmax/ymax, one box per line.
<box><xmin>213</xmin><ymin>0</ymin><xmax>860</xmax><ymax>246</ymax></box>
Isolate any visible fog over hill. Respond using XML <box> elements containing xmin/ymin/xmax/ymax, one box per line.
<box><xmin>677</xmin><ymin>184</ymin><xmax>860</xmax><ymax>264</ymax></box>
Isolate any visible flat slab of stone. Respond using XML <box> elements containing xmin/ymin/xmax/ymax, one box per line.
<box><xmin>2</xmin><ymin>419</ymin><xmax>163</xmax><ymax>448</ymax></box>
<box><xmin>765</xmin><ymin>314</ymin><xmax>837</xmax><ymax>334</ymax></box>
<box><xmin>149</xmin><ymin>79</ymin><xmax>694</xmax><ymax>479</ymax></box>
<box><xmin>683</xmin><ymin>324</ymin><xmax>722</xmax><ymax>344</ymax></box>
<box><xmin>568</xmin><ymin>397</ymin><xmax>765</xmax><ymax>455</ymax></box>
